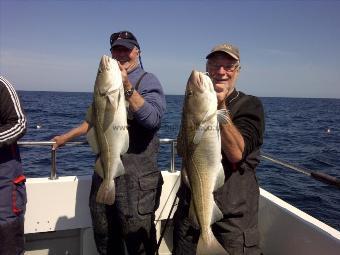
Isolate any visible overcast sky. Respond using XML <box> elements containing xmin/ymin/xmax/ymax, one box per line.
<box><xmin>1</xmin><ymin>0</ymin><xmax>339</xmax><ymax>98</ymax></box>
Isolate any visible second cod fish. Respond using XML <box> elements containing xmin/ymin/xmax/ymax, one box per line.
<box><xmin>177</xmin><ymin>70</ymin><xmax>228</xmax><ymax>255</ymax></box>
<box><xmin>87</xmin><ymin>55</ymin><xmax>129</xmax><ymax>205</ymax></box>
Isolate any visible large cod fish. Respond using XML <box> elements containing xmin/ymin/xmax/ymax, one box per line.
<box><xmin>177</xmin><ymin>70</ymin><xmax>228</xmax><ymax>255</ymax></box>
<box><xmin>87</xmin><ymin>55</ymin><xmax>129</xmax><ymax>205</ymax></box>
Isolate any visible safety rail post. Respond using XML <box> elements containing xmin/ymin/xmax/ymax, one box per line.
<box><xmin>159</xmin><ymin>138</ymin><xmax>177</xmax><ymax>173</ymax></box>
<box><xmin>17</xmin><ymin>141</ymin><xmax>59</xmax><ymax>180</ymax></box>
<box><xmin>170</xmin><ymin>140</ymin><xmax>176</xmax><ymax>173</ymax></box>
<box><xmin>50</xmin><ymin>147</ymin><xmax>57</xmax><ymax>180</ymax></box>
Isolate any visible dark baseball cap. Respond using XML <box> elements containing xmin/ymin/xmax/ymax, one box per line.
<box><xmin>110</xmin><ymin>31</ymin><xmax>140</xmax><ymax>50</ymax></box>
<box><xmin>206</xmin><ymin>43</ymin><xmax>240</xmax><ymax>61</ymax></box>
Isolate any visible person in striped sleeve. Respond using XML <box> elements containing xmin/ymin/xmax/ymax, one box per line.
<box><xmin>0</xmin><ymin>76</ymin><xmax>27</xmax><ymax>255</ymax></box>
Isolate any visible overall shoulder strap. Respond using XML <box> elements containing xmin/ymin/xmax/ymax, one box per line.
<box><xmin>135</xmin><ymin>72</ymin><xmax>148</xmax><ymax>91</ymax></box>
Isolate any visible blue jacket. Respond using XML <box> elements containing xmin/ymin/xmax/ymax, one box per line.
<box><xmin>126</xmin><ymin>66</ymin><xmax>166</xmax><ymax>130</ymax></box>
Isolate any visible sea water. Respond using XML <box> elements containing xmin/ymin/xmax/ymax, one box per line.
<box><xmin>18</xmin><ymin>91</ymin><xmax>340</xmax><ymax>230</ymax></box>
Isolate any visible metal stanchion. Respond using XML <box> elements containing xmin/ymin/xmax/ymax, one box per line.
<box><xmin>50</xmin><ymin>148</ymin><xmax>57</xmax><ymax>180</ymax></box>
<box><xmin>170</xmin><ymin>140</ymin><xmax>176</xmax><ymax>172</ymax></box>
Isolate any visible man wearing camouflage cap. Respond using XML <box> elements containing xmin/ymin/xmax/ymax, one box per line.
<box><xmin>173</xmin><ymin>43</ymin><xmax>265</xmax><ymax>255</ymax></box>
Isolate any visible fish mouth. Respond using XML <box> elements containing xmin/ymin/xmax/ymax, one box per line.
<box><xmin>199</xmin><ymin>72</ymin><xmax>215</xmax><ymax>93</ymax></box>
<box><xmin>191</xmin><ymin>71</ymin><xmax>205</xmax><ymax>93</ymax></box>
<box><xmin>187</xmin><ymin>70</ymin><xmax>216</xmax><ymax>95</ymax></box>
<box><xmin>99</xmin><ymin>55</ymin><xmax>113</xmax><ymax>72</ymax></box>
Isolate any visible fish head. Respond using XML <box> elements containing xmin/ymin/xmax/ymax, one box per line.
<box><xmin>184</xmin><ymin>70</ymin><xmax>217</xmax><ymax>125</ymax></box>
<box><xmin>95</xmin><ymin>55</ymin><xmax>122</xmax><ymax>95</ymax></box>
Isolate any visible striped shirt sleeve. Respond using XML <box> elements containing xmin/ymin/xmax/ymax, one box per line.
<box><xmin>0</xmin><ymin>76</ymin><xmax>27</xmax><ymax>147</ymax></box>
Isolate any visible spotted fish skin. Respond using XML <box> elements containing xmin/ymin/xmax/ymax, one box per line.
<box><xmin>178</xmin><ymin>70</ymin><xmax>228</xmax><ymax>255</ymax></box>
<box><xmin>87</xmin><ymin>55</ymin><xmax>129</xmax><ymax>205</ymax></box>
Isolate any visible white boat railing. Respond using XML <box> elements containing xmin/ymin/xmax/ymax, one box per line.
<box><xmin>18</xmin><ymin>139</ymin><xmax>178</xmax><ymax>180</ymax></box>
<box><xmin>18</xmin><ymin>138</ymin><xmax>340</xmax><ymax>188</ymax></box>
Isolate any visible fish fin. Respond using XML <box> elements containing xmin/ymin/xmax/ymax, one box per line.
<box><xmin>188</xmin><ymin>199</ymin><xmax>199</xmax><ymax>229</ymax></box>
<box><xmin>217</xmin><ymin>109</ymin><xmax>230</xmax><ymax>125</ymax></box>
<box><xmin>194</xmin><ymin>106</ymin><xmax>217</xmax><ymax>144</ymax></box>
<box><xmin>180</xmin><ymin>166</ymin><xmax>191</xmax><ymax>189</ymax></box>
<box><xmin>86</xmin><ymin>104</ymin><xmax>94</xmax><ymax>125</ymax></box>
<box><xmin>107</xmin><ymin>92</ymin><xmax>117</xmax><ymax>107</ymax></box>
<box><xmin>96</xmin><ymin>179</ymin><xmax>116</xmax><ymax>205</ymax></box>
<box><xmin>112</xmin><ymin>159</ymin><xmax>125</xmax><ymax>178</ymax></box>
<box><xmin>214</xmin><ymin>163</ymin><xmax>225</xmax><ymax>191</ymax></box>
<box><xmin>176</xmin><ymin>127</ymin><xmax>184</xmax><ymax>157</ymax></box>
<box><xmin>197</xmin><ymin>229</ymin><xmax>228</xmax><ymax>255</ymax></box>
<box><xmin>193</xmin><ymin>124</ymin><xmax>205</xmax><ymax>144</ymax></box>
<box><xmin>212</xmin><ymin>202</ymin><xmax>224</xmax><ymax>224</ymax></box>
<box><xmin>86</xmin><ymin>127</ymin><xmax>100</xmax><ymax>154</ymax></box>
<box><xmin>94</xmin><ymin>158</ymin><xmax>104</xmax><ymax>178</ymax></box>
<box><xmin>121</xmin><ymin>133</ymin><xmax>129</xmax><ymax>155</ymax></box>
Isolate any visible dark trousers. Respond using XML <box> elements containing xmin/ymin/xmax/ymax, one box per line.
<box><xmin>172</xmin><ymin>211</ymin><xmax>262</xmax><ymax>255</ymax></box>
<box><xmin>0</xmin><ymin>215</ymin><xmax>25</xmax><ymax>255</ymax></box>
<box><xmin>172</xmin><ymin>166</ymin><xmax>262</xmax><ymax>255</ymax></box>
<box><xmin>0</xmin><ymin>159</ymin><xmax>26</xmax><ymax>255</ymax></box>
<box><xmin>89</xmin><ymin>171</ymin><xmax>163</xmax><ymax>255</ymax></box>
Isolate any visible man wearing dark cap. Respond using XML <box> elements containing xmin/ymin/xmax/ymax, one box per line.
<box><xmin>52</xmin><ymin>31</ymin><xmax>166</xmax><ymax>255</ymax></box>
<box><xmin>173</xmin><ymin>43</ymin><xmax>265</xmax><ymax>255</ymax></box>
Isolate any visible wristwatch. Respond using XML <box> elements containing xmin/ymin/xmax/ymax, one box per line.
<box><xmin>124</xmin><ymin>87</ymin><xmax>134</xmax><ymax>98</ymax></box>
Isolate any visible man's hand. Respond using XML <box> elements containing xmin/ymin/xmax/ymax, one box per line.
<box><xmin>117</xmin><ymin>62</ymin><xmax>131</xmax><ymax>90</ymax></box>
<box><xmin>51</xmin><ymin>135</ymin><xmax>67</xmax><ymax>150</ymax></box>
<box><xmin>51</xmin><ymin>121</ymin><xmax>89</xmax><ymax>150</ymax></box>
<box><xmin>214</xmin><ymin>83</ymin><xmax>229</xmax><ymax>108</ymax></box>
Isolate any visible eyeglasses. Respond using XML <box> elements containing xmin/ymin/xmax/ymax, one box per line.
<box><xmin>208</xmin><ymin>61</ymin><xmax>239</xmax><ymax>72</ymax></box>
<box><xmin>110</xmin><ymin>31</ymin><xmax>137</xmax><ymax>46</ymax></box>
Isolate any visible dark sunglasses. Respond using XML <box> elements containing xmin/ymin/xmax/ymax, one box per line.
<box><xmin>110</xmin><ymin>31</ymin><xmax>137</xmax><ymax>45</ymax></box>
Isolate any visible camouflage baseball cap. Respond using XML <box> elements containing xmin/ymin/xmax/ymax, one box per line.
<box><xmin>206</xmin><ymin>43</ymin><xmax>240</xmax><ymax>61</ymax></box>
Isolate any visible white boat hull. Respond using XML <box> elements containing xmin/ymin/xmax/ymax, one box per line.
<box><xmin>24</xmin><ymin>171</ymin><xmax>340</xmax><ymax>255</ymax></box>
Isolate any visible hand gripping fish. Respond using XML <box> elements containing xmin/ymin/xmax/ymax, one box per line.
<box><xmin>87</xmin><ymin>55</ymin><xmax>129</xmax><ymax>205</ymax></box>
<box><xmin>177</xmin><ymin>70</ymin><xmax>229</xmax><ymax>255</ymax></box>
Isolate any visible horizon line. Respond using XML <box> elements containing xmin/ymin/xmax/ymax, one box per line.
<box><xmin>17</xmin><ymin>90</ymin><xmax>340</xmax><ymax>100</ymax></box>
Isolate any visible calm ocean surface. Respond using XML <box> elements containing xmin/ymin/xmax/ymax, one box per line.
<box><xmin>18</xmin><ymin>91</ymin><xmax>340</xmax><ymax>231</ymax></box>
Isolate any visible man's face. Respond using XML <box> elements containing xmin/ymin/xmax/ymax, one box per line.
<box><xmin>207</xmin><ymin>52</ymin><xmax>240</xmax><ymax>95</ymax></box>
<box><xmin>111</xmin><ymin>45</ymin><xmax>139</xmax><ymax>69</ymax></box>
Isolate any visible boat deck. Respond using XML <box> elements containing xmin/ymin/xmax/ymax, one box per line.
<box><xmin>24</xmin><ymin>171</ymin><xmax>340</xmax><ymax>255</ymax></box>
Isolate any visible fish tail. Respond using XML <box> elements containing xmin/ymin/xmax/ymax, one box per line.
<box><xmin>196</xmin><ymin>230</ymin><xmax>228</xmax><ymax>255</ymax></box>
<box><xmin>96</xmin><ymin>179</ymin><xmax>116</xmax><ymax>205</ymax></box>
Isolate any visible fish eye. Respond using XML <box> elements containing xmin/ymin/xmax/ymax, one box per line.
<box><xmin>186</xmin><ymin>90</ymin><xmax>193</xmax><ymax>96</ymax></box>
